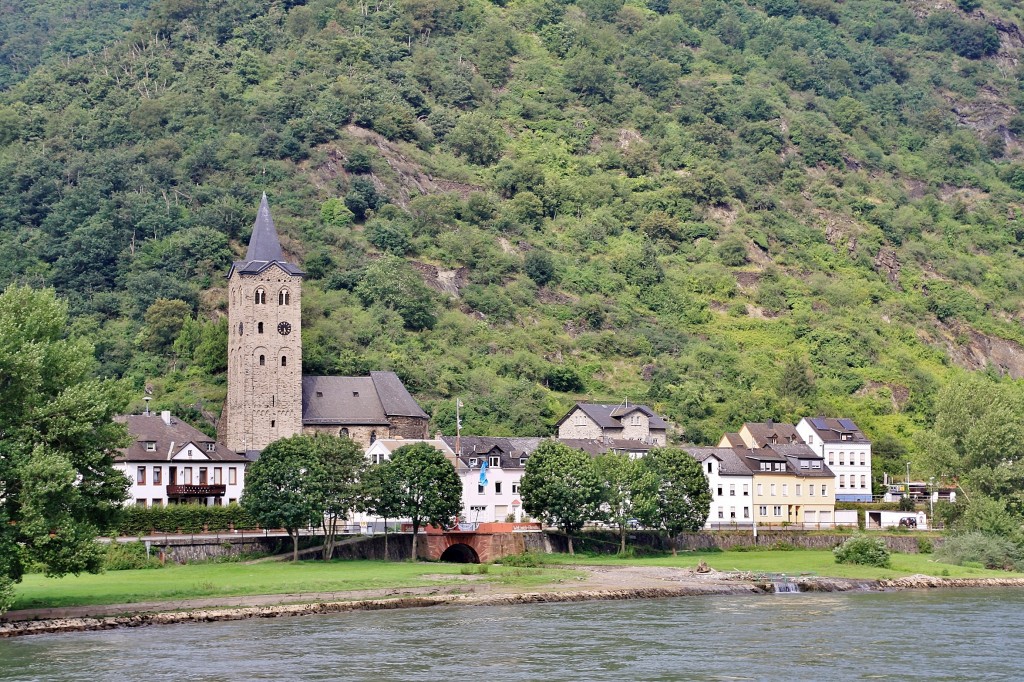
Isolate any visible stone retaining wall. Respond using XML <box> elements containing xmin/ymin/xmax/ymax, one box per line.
<box><xmin>553</xmin><ymin>530</ymin><xmax>942</xmax><ymax>554</ymax></box>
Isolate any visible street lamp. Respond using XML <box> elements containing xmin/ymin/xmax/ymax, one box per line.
<box><xmin>929</xmin><ymin>476</ymin><xmax>935</xmax><ymax>529</ymax></box>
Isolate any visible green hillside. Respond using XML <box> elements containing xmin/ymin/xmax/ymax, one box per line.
<box><xmin>3</xmin><ymin>0</ymin><xmax>1024</xmax><ymax>479</ymax></box>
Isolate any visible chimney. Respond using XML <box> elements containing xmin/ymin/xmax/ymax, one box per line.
<box><xmin>161</xmin><ymin>410</ymin><xmax>172</xmax><ymax>426</ymax></box>
<box><xmin>766</xmin><ymin>418</ymin><xmax>774</xmax><ymax>428</ymax></box>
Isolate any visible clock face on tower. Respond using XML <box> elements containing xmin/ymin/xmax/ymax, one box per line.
<box><xmin>278</xmin><ymin>321</ymin><xmax>292</xmax><ymax>336</ymax></box>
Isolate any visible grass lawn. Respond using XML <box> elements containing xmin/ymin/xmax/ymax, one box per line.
<box><xmin>539</xmin><ymin>549</ymin><xmax>1024</xmax><ymax>580</ymax></box>
<box><xmin>11</xmin><ymin>561</ymin><xmax>581</xmax><ymax>611</ymax></box>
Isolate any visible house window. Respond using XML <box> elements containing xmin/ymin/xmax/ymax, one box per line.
<box><xmin>477</xmin><ymin>484</ymin><xmax>485</xmax><ymax>494</ymax></box>
<box><xmin>229</xmin><ymin>467</ymin><xmax>237</xmax><ymax>485</ymax></box>
<box><xmin>743</xmin><ymin>507</ymin><xmax>750</xmax><ymax>518</ymax></box>
<box><xmin>729</xmin><ymin>484</ymin><xmax>736</xmax><ymax>497</ymax></box>
<box><xmin>184</xmin><ymin>467</ymin><xmax>193</xmax><ymax>484</ymax></box>
<box><xmin>839</xmin><ymin>452</ymin><xmax>845</xmax><ymax>465</ymax></box>
<box><xmin>773</xmin><ymin>505</ymin><xmax>782</xmax><ymax>517</ymax></box>
<box><xmin>153</xmin><ymin>467</ymin><xmax>162</xmax><ymax>485</ymax></box>
<box><xmin>860</xmin><ymin>454</ymin><xmax>866</xmax><ymax>465</ymax></box>
<box><xmin>800</xmin><ymin>460</ymin><xmax>809</xmax><ymax>469</ymax></box>
<box><xmin>782</xmin><ymin>484</ymin><xmax>788</xmax><ymax>496</ymax></box>
<box><xmin>811</xmin><ymin>461</ymin><xmax>822</xmax><ymax>469</ymax></box>
<box><xmin>757</xmin><ymin>483</ymin><xmax>763</xmax><ymax>495</ymax></box>
<box><xmin>152</xmin><ymin>498</ymin><xmax>163</xmax><ymax>507</ymax></box>
<box><xmin>828</xmin><ymin>451</ymin><xmax>834</xmax><ymax>464</ymax></box>
<box><xmin>489</xmin><ymin>456</ymin><xmax>500</xmax><ymax>468</ymax></box>
<box><xmin>371</xmin><ymin>453</ymin><xmax>388</xmax><ymax>465</ymax></box>
<box><xmin>495</xmin><ymin>482</ymin><xmax>503</xmax><ymax>495</ymax></box>
<box><xmin>795</xmin><ymin>484</ymin><xmax>801</xmax><ymax>496</ymax></box>
<box><xmin>279</xmin><ymin>289</ymin><xmax>290</xmax><ymax>306</ymax></box>
<box><xmin>718</xmin><ymin>508</ymin><xmax>724</xmax><ymax>519</ymax></box>
<box><xmin>776</xmin><ymin>463</ymin><xmax>785</xmax><ymax>472</ymax></box>
<box><xmin>258</xmin><ymin>322</ymin><xmax>264</xmax><ymax>334</ymax></box>
<box><xmin>512</xmin><ymin>482</ymin><xmax>520</xmax><ymax>494</ymax></box>
<box><xmin>821</xmin><ymin>485</ymin><xmax>827</xmax><ymax>496</ymax></box>
<box><xmin>707</xmin><ymin>462</ymin><xmax>713</xmax><ymax>474</ymax></box>
<box><xmin>281</xmin><ymin>356</ymin><xmax>287</xmax><ymax>367</ymax></box>
<box><xmin>206</xmin><ymin>442</ymin><xmax>216</xmax><ymax>452</ymax></box>
<box><xmin>136</xmin><ymin>499</ymin><xmax>146</xmax><ymax>507</ymax></box>
<box><xmin>214</xmin><ymin>467</ymin><xmax>222</xmax><ymax>484</ymax></box>
<box><xmin>759</xmin><ymin>505</ymin><xmax>767</xmax><ymax>516</ymax></box>
<box><xmin>839</xmin><ymin>475</ymin><xmax>846</xmax><ymax>488</ymax></box>
<box><xmin>808</xmin><ymin>434</ymin><xmax>814</xmax><ymax>444</ymax></box>
<box><xmin>730</xmin><ymin>507</ymin><xmax>736</xmax><ymax>519</ymax></box>
<box><xmin>809</xmin><ymin>485</ymin><xmax>815</xmax><ymax>496</ymax></box>
<box><xmin>770</xmin><ymin>484</ymin><xmax>776</xmax><ymax>496</ymax></box>
<box><xmin>144</xmin><ymin>441</ymin><xmax>156</xmax><ymax>452</ymax></box>
<box><xmin>137</xmin><ymin>466</ymin><xmax>146</xmax><ymax>485</ymax></box>
<box><xmin>199</xmin><ymin>467</ymin><xmax>208</xmax><ymax>485</ymax></box>
<box><xmin>519</xmin><ymin>458</ymin><xmax>527</xmax><ymax>466</ymax></box>
<box><xmin>861</xmin><ymin>475</ymin><xmax>867</xmax><ymax>489</ymax></box>
<box><xmin>574</xmin><ymin>412</ymin><xmax>586</xmax><ymax>426</ymax></box>
<box><xmin>469</xmin><ymin>458</ymin><xmax>478</xmax><ymax>467</ymax></box>
<box><xmin>255</xmin><ymin>288</ymin><xmax>266</xmax><ymax>304</ymax></box>
<box><xmin>717</xmin><ymin>485</ymin><xmax>723</xmax><ymax>496</ymax></box>
<box><xmin>743</xmin><ymin>484</ymin><xmax>749</xmax><ymax>496</ymax></box>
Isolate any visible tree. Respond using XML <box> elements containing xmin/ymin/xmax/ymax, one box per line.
<box><xmin>520</xmin><ymin>441</ymin><xmax>602</xmax><ymax>554</ymax></box>
<box><xmin>0</xmin><ymin>285</ymin><xmax>131</xmax><ymax>615</ymax></box>
<box><xmin>361</xmin><ymin>461</ymin><xmax>405</xmax><ymax>560</ymax></box>
<box><xmin>595</xmin><ymin>452</ymin><xmax>659</xmax><ymax>554</ymax></box>
<box><xmin>388</xmin><ymin>443</ymin><xmax>463</xmax><ymax>561</ymax></box>
<box><xmin>306</xmin><ymin>435</ymin><xmax>367</xmax><ymax>561</ymax></box>
<box><xmin>447</xmin><ymin>112</ymin><xmax>506</xmax><ymax>166</ymax></box>
<box><xmin>642</xmin><ymin>447</ymin><xmax>712</xmax><ymax>555</ymax></box>
<box><xmin>524</xmin><ymin>249</ymin><xmax>556</xmax><ymax>286</ymax></box>
<box><xmin>355</xmin><ymin>255</ymin><xmax>437</xmax><ymax>330</ymax></box>
<box><xmin>241</xmin><ymin>436</ymin><xmax>321</xmax><ymax>561</ymax></box>
<box><xmin>139</xmin><ymin>298</ymin><xmax>192</xmax><ymax>353</ymax></box>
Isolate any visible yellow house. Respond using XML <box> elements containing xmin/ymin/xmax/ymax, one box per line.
<box><xmin>721</xmin><ymin>432</ymin><xmax>837</xmax><ymax>527</ymax></box>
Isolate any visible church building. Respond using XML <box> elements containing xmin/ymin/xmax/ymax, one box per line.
<box><xmin>225</xmin><ymin>195</ymin><xmax>429</xmax><ymax>455</ymax></box>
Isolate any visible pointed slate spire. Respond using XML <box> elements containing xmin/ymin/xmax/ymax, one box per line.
<box><xmin>245</xmin><ymin>193</ymin><xmax>284</xmax><ymax>263</ymax></box>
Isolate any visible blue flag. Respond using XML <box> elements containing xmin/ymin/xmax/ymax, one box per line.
<box><xmin>479</xmin><ymin>460</ymin><xmax>488</xmax><ymax>487</ymax></box>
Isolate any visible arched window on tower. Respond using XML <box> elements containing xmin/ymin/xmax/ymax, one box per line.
<box><xmin>255</xmin><ymin>288</ymin><xmax>266</xmax><ymax>305</ymax></box>
<box><xmin>259</xmin><ymin>355</ymin><xmax>265</xmax><ymax>366</ymax></box>
<box><xmin>258</xmin><ymin>322</ymin><xmax>264</xmax><ymax>334</ymax></box>
<box><xmin>281</xmin><ymin>356</ymin><xmax>287</xmax><ymax>367</ymax></box>
<box><xmin>279</xmin><ymin>289</ymin><xmax>290</xmax><ymax>306</ymax></box>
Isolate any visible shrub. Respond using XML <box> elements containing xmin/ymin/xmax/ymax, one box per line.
<box><xmin>113</xmin><ymin>503</ymin><xmax>257</xmax><ymax>535</ymax></box>
<box><xmin>917</xmin><ymin>537</ymin><xmax>934</xmax><ymax>554</ymax></box>
<box><xmin>498</xmin><ymin>551</ymin><xmax>545</xmax><ymax>567</ymax></box>
<box><xmin>935</xmin><ymin>532</ymin><xmax>1023</xmax><ymax>571</ymax></box>
<box><xmin>104</xmin><ymin>541</ymin><xmax>162</xmax><ymax>570</ymax></box>
<box><xmin>833</xmin><ymin>535</ymin><xmax>891</xmax><ymax>567</ymax></box>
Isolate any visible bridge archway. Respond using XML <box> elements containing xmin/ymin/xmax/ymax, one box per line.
<box><xmin>439</xmin><ymin>543</ymin><xmax>480</xmax><ymax>564</ymax></box>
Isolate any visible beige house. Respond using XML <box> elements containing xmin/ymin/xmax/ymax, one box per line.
<box><xmin>556</xmin><ymin>402</ymin><xmax>668</xmax><ymax>449</ymax></box>
<box><xmin>225</xmin><ymin>196</ymin><xmax>428</xmax><ymax>455</ymax></box>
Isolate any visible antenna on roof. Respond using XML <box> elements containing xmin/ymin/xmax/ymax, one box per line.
<box><xmin>143</xmin><ymin>396</ymin><xmax>151</xmax><ymax>416</ymax></box>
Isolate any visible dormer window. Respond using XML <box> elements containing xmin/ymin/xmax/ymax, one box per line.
<box><xmin>469</xmin><ymin>458</ymin><xmax>478</xmax><ymax>466</ymax></box>
<box><xmin>255</xmin><ymin>288</ymin><xmax>266</xmax><ymax>305</ymax></box>
<box><xmin>519</xmin><ymin>458</ymin><xmax>527</xmax><ymax>466</ymax></box>
<box><xmin>769</xmin><ymin>436</ymin><xmax>778</xmax><ymax>444</ymax></box>
<box><xmin>489</xmin><ymin>456</ymin><xmax>501</xmax><ymax>468</ymax></box>
<box><xmin>144</xmin><ymin>441</ymin><xmax>156</xmax><ymax>452</ymax></box>
<box><xmin>206</xmin><ymin>442</ymin><xmax>216</xmax><ymax>452</ymax></box>
<box><xmin>811</xmin><ymin>461</ymin><xmax>822</xmax><ymax>469</ymax></box>
<box><xmin>841</xmin><ymin>433</ymin><xmax>851</xmax><ymax>441</ymax></box>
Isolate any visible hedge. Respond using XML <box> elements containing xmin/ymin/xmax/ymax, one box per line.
<box><xmin>112</xmin><ymin>504</ymin><xmax>258</xmax><ymax>535</ymax></box>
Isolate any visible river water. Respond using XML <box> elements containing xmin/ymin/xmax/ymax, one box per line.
<box><xmin>1</xmin><ymin>589</ymin><xmax>1020</xmax><ymax>681</ymax></box>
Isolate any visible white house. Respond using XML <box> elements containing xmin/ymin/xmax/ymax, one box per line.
<box><xmin>796</xmin><ymin>417</ymin><xmax>873</xmax><ymax>502</ymax></box>
<box><xmin>443</xmin><ymin>436</ymin><xmax>543</xmax><ymax>524</ymax></box>
<box><xmin>115</xmin><ymin>411</ymin><xmax>248</xmax><ymax>507</ymax></box>
<box><xmin>684</xmin><ymin>447</ymin><xmax>755</xmax><ymax>529</ymax></box>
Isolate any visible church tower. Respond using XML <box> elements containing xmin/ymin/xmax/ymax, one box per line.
<box><xmin>226</xmin><ymin>194</ymin><xmax>304</xmax><ymax>453</ymax></box>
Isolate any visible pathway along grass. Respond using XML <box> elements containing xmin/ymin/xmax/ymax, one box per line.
<box><xmin>11</xmin><ymin>561</ymin><xmax>580</xmax><ymax>611</ymax></box>
<box><xmin>520</xmin><ymin>549</ymin><xmax>1024</xmax><ymax>580</ymax></box>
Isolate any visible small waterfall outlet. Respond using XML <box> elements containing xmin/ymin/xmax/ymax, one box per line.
<box><xmin>773</xmin><ymin>580</ymin><xmax>800</xmax><ymax>594</ymax></box>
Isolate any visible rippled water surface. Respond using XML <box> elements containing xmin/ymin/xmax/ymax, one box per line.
<box><xmin>1</xmin><ymin>589</ymin><xmax>1021</xmax><ymax>681</ymax></box>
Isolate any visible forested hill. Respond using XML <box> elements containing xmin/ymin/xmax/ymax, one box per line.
<box><xmin>3</xmin><ymin>0</ymin><xmax>1024</xmax><ymax>477</ymax></box>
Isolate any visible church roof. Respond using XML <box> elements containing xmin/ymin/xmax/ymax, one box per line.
<box><xmin>229</xmin><ymin>194</ymin><xmax>304</xmax><ymax>278</ymax></box>
<box><xmin>301</xmin><ymin>371</ymin><xmax>429</xmax><ymax>425</ymax></box>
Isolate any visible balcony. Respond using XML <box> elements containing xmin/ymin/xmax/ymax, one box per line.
<box><xmin>166</xmin><ymin>484</ymin><xmax>226</xmax><ymax>497</ymax></box>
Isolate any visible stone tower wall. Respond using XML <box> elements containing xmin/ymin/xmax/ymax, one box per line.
<box><xmin>226</xmin><ymin>265</ymin><xmax>303</xmax><ymax>452</ymax></box>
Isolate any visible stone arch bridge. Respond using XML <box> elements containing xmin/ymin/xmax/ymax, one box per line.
<box><xmin>420</xmin><ymin>522</ymin><xmax>545</xmax><ymax>563</ymax></box>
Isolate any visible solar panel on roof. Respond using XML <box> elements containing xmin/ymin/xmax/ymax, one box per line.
<box><xmin>838</xmin><ymin>418</ymin><xmax>857</xmax><ymax>430</ymax></box>
<box><xmin>811</xmin><ymin>417</ymin><xmax>828</xmax><ymax>429</ymax></box>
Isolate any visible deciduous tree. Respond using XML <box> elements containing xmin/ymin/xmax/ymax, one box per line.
<box><xmin>642</xmin><ymin>447</ymin><xmax>712</xmax><ymax>555</ymax></box>
<box><xmin>520</xmin><ymin>441</ymin><xmax>602</xmax><ymax>554</ymax></box>
<box><xmin>388</xmin><ymin>443</ymin><xmax>463</xmax><ymax>561</ymax></box>
<box><xmin>595</xmin><ymin>451</ymin><xmax>658</xmax><ymax>554</ymax></box>
<box><xmin>0</xmin><ymin>285</ymin><xmax>131</xmax><ymax>615</ymax></box>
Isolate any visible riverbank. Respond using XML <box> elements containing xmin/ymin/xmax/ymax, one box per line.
<box><xmin>5</xmin><ymin>565</ymin><xmax>1024</xmax><ymax>638</ymax></box>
